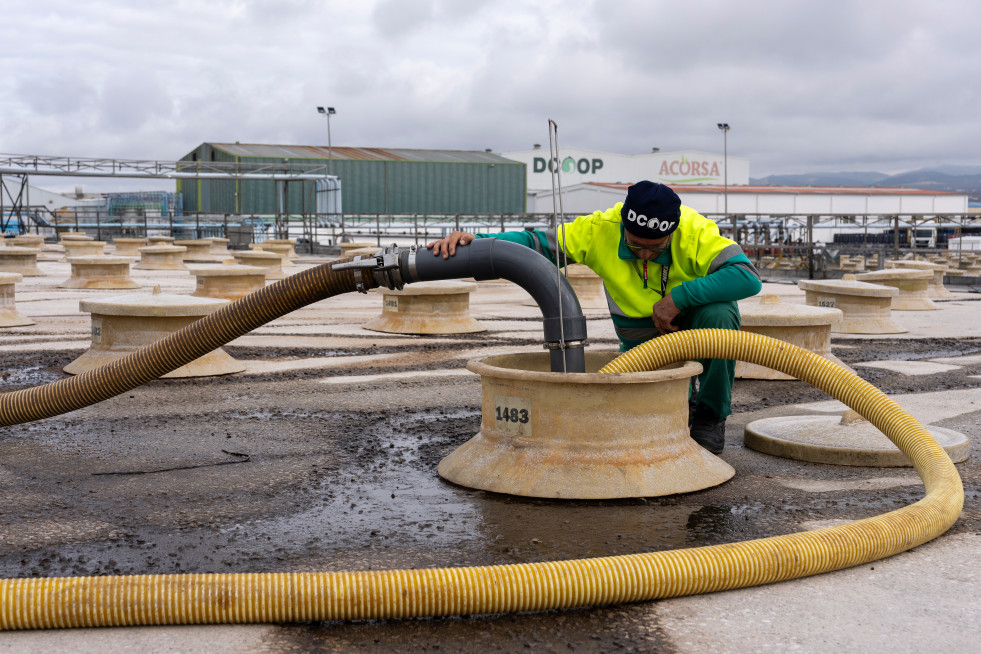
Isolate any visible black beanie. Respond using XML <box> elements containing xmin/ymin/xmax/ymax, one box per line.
<box><xmin>620</xmin><ymin>181</ymin><xmax>682</xmax><ymax>239</ymax></box>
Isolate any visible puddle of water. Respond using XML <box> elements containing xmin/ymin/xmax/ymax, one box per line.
<box><xmin>0</xmin><ymin>407</ymin><xmax>837</xmax><ymax>579</ymax></box>
<box><xmin>778</xmin><ymin>476</ymin><xmax>921</xmax><ymax>493</ymax></box>
<box><xmin>872</xmin><ymin>348</ymin><xmax>981</xmax><ymax>362</ymax></box>
<box><xmin>0</xmin><ymin>365</ymin><xmax>65</xmax><ymax>389</ymax></box>
<box><xmin>225</xmin><ymin>408</ymin><xmax>485</xmax><ymax>552</ymax></box>
<box><xmin>208</xmin><ymin>409</ymin><xmax>745</xmax><ymax>562</ymax></box>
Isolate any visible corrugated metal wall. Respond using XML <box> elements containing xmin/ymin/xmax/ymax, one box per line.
<box><xmin>178</xmin><ymin>144</ymin><xmax>527</xmax><ymax>214</ymax></box>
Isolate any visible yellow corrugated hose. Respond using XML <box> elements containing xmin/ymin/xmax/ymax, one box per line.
<box><xmin>0</xmin><ymin>323</ymin><xmax>964</xmax><ymax>628</ymax></box>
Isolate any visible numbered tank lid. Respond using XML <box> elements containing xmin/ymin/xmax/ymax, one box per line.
<box><xmin>138</xmin><ymin>245</ymin><xmax>187</xmax><ymax>253</ymax></box>
<box><xmin>0</xmin><ymin>246</ymin><xmax>42</xmax><ymax>254</ymax></box>
<box><xmin>66</xmin><ymin>255</ymin><xmax>135</xmax><ymax>264</ymax></box>
<box><xmin>79</xmin><ymin>285</ymin><xmax>228</xmax><ymax>317</ymax></box>
<box><xmin>797</xmin><ymin>279</ymin><xmax>898</xmax><ymax>297</ymax></box>
<box><xmin>739</xmin><ymin>294</ymin><xmax>841</xmax><ymax>327</ymax></box>
<box><xmin>856</xmin><ymin>269</ymin><xmax>933</xmax><ymax>282</ymax></box>
<box><xmin>376</xmin><ymin>280</ymin><xmax>478</xmax><ymax>296</ymax></box>
<box><xmin>885</xmin><ymin>259</ymin><xmax>946</xmax><ymax>271</ymax></box>
<box><xmin>191</xmin><ymin>263</ymin><xmax>266</xmax><ymax>276</ymax></box>
<box><xmin>233</xmin><ymin>250</ymin><xmax>283</xmax><ymax>261</ymax></box>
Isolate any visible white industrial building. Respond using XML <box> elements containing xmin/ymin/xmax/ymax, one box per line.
<box><xmin>2</xmin><ymin>185</ymin><xmax>93</xmax><ymax>211</ymax></box>
<box><xmin>504</xmin><ymin>147</ymin><xmax>970</xmax><ymax>240</ymax></box>
<box><xmin>527</xmin><ymin>181</ymin><xmax>969</xmax><ymax>217</ymax></box>
<box><xmin>524</xmin><ymin>182</ymin><xmax>971</xmax><ymax>246</ymax></box>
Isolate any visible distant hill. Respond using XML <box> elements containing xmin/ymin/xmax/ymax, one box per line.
<box><xmin>928</xmin><ymin>165</ymin><xmax>981</xmax><ymax>176</ymax></box>
<box><xmin>751</xmin><ymin>167</ymin><xmax>981</xmax><ymax>200</ymax></box>
<box><xmin>750</xmin><ymin>171</ymin><xmax>889</xmax><ymax>187</ymax></box>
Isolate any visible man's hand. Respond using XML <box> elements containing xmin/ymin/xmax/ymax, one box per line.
<box><xmin>426</xmin><ymin>231</ymin><xmax>476</xmax><ymax>259</ymax></box>
<box><xmin>652</xmin><ymin>293</ymin><xmax>682</xmax><ymax>334</ymax></box>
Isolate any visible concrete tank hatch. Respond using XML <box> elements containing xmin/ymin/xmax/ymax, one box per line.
<box><xmin>885</xmin><ymin>259</ymin><xmax>955</xmax><ymax>299</ymax></box>
<box><xmin>745</xmin><ymin>409</ymin><xmax>970</xmax><ymax>467</ymax></box>
<box><xmin>364</xmin><ymin>280</ymin><xmax>486</xmax><ymax>335</ymax></box>
<box><xmin>60</xmin><ymin>256</ymin><xmax>140</xmax><ymax>290</ymax></box>
<box><xmin>111</xmin><ymin>238</ymin><xmax>148</xmax><ymax>256</ymax></box>
<box><xmin>0</xmin><ymin>247</ymin><xmax>43</xmax><ymax>277</ymax></box>
<box><xmin>797</xmin><ymin>278</ymin><xmax>904</xmax><ymax>334</ymax></box>
<box><xmin>855</xmin><ymin>269</ymin><xmax>938</xmax><ymax>311</ymax></box>
<box><xmin>135</xmin><ymin>245</ymin><xmax>188</xmax><ymax>271</ymax></box>
<box><xmin>0</xmin><ymin>273</ymin><xmax>34</xmax><ymax>327</ymax></box>
<box><xmin>190</xmin><ymin>263</ymin><xmax>267</xmax><ymax>301</ymax></box>
<box><xmin>65</xmin><ymin>286</ymin><xmax>245</xmax><ymax>378</ymax></box>
<box><xmin>735</xmin><ymin>294</ymin><xmax>850</xmax><ymax>380</ymax></box>
<box><xmin>438</xmin><ymin>351</ymin><xmax>733</xmax><ymax>499</ymax></box>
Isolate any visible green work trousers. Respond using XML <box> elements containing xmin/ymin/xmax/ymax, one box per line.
<box><xmin>617</xmin><ymin>300</ymin><xmax>740</xmax><ymax>419</ymax></box>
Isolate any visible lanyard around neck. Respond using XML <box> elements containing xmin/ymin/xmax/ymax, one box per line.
<box><xmin>631</xmin><ymin>259</ymin><xmax>670</xmax><ymax>297</ymax></box>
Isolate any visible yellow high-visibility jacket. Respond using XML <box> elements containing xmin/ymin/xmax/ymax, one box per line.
<box><xmin>474</xmin><ymin>203</ymin><xmax>761</xmax><ymax>344</ymax></box>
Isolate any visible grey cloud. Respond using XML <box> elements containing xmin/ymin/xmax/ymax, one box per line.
<box><xmin>371</xmin><ymin>0</ymin><xmax>494</xmax><ymax>39</ymax></box>
<box><xmin>15</xmin><ymin>70</ymin><xmax>99</xmax><ymax>117</ymax></box>
<box><xmin>97</xmin><ymin>72</ymin><xmax>172</xmax><ymax>131</ymax></box>
<box><xmin>3</xmin><ymin>0</ymin><xmax>981</xmax><ymax>179</ymax></box>
<box><xmin>592</xmin><ymin>1</ymin><xmax>891</xmax><ymax>73</ymax></box>
<box><xmin>372</xmin><ymin>0</ymin><xmax>436</xmax><ymax>39</ymax></box>
<box><xmin>239</xmin><ymin>0</ymin><xmax>324</xmax><ymax>27</ymax></box>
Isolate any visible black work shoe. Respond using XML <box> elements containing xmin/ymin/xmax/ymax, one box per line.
<box><xmin>689</xmin><ymin>407</ymin><xmax>726</xmax><ymax>455</ymax></box>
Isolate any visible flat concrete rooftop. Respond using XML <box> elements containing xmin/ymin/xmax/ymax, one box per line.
<box><xmin>0</xmin><ymin>251</ymin><xmax>978</xmax><ymax>652</ymax></box>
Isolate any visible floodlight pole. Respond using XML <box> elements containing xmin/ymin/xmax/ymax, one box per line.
<box><xmin>317</xmin><ymin>106</ymin><xmax>337</xmax><ymax>176</ymax></box>
<box><xmin>717</xmin><ymin>122</ymin><xmax>732</xmax><ymax>240</ymax></box>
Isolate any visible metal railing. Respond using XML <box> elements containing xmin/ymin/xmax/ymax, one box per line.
<box><xmin>10</xmin><ymin>210</ymin><xmax>981</xmax><ymax>269</ymax></box>
<box><xmin>0</xmin><ymin>153</ymin><xmax>331</xmax><ymax>178</ymax></box>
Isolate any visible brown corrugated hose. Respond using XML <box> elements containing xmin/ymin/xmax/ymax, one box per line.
<box><xmin>0</xmin><ymin>261</ymin><xmax>363</xmax><ymax>426</ymax></box>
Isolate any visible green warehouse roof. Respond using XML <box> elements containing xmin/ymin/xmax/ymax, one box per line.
<box><xmin>208</xmin><ymin>143</ymin><xmax>517</xmax><ymax>165</ymax></box>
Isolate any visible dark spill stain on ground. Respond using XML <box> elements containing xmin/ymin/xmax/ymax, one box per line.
<box><xmin>0</xmin><ymin>336</ymin><xmax>979</xmax><ymax>651</ymax></box>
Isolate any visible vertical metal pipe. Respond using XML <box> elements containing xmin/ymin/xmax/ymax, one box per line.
<box><xmin>25</xmin><ymin>178</ymin><xmax>31</xmax><ymax>236</ymax></box>
<box><xmin>893</xmin><ymin>215</ymin><xmax>900</xmax><ymax>258</ymax></box>
<box><xmin>806</xmin><ymin>215</ymin><xmax>814</xmax><ymax>279</ymax></box>
<box><xmin>547</xmin><ymin>119</ymin><xmax>569</xmax><ymax>372</ymax></box>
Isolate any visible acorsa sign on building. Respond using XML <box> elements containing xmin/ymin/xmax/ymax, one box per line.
<box><xmin>502</xmin><ymin>146</ymin><xmax>749</xmax><ymax>191</ymax></box>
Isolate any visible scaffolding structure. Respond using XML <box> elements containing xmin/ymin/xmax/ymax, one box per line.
<box><xmin>0</xmin><ymin>152</ymin><xmax>332</xmax><ymax>236</ymax></box>
<box><xmin>0</xmin><ymin>153</ymin><xmax>331</xmax><ymax>178</ymax></box>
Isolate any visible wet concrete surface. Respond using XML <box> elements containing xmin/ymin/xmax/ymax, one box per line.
<box><xmin>1</xmin><ymin>262</ymin><xmax>980</xmax><ymax>652</ymax></box>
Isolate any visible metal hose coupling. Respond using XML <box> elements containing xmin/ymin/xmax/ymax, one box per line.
<box><xmin>331</xmin><ymin>244</ymin><xmax>407</xmax><ymax>293</ymax></box>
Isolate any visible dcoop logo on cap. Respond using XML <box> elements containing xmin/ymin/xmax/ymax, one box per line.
<box><xmin>624</xmin><ymin>209</ymin><xmax>676</xmax><ymax>233</ymax></box>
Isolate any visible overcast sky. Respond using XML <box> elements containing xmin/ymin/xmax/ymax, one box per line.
<box><xmin>4</xmin><ymin>0</ymin><xmax>981</xmax><ymax>193</ymax></box>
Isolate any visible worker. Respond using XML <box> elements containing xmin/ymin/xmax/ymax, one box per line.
<box><xmin>427</xmin><ymin>181</ymin><xmax>762</xmax><ymax>454</ymax></box>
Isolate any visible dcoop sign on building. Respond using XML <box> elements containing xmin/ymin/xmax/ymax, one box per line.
<box><xmin>501</xmin><ymin>146</ymin><xmax>750</xmax><ymax>192</ymax></box>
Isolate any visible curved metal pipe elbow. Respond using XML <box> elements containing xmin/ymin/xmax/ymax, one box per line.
<box><xmin>401</xmin><ymin>240</ymin><xmax>587</xmax><ymax>373</ymax></box>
